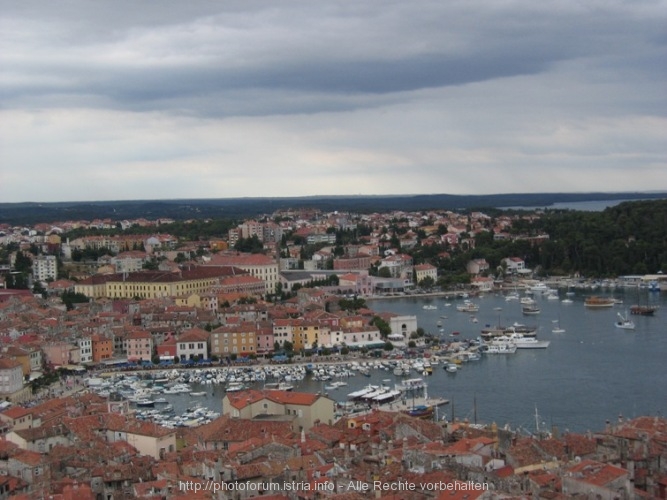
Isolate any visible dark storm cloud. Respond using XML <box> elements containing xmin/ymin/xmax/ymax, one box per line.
<box><xmin>1</xmin><ymin>0</ymin><xmax>665</xmax><ymax>202</ymax></box>
<box><xmin>3</xmin><ymin>0</ymin><xmax>664</xmax><ymax>117</ymax></box>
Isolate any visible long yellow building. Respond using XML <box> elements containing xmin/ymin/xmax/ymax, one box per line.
<box><xmin>74</xmin><ymin>267</ymin><xmax>246</xmax><ymax>300</ymax></box>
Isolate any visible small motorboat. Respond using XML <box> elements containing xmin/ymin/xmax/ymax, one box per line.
<box><xmin>615</xmin><ymin>312</ymin><xmax>635</xmax><ymax>330</ymax></box>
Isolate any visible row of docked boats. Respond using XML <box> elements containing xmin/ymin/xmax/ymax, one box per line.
<box><xmin>347</xmin><ymin>383</ymin><xmax>403</xmax><ymax>404</ymax></box>
<box><xmin>134</xmin><ymin>403</ymin><xmax>221</xmax><ymax>429</ymax></box>
<box><xmin>345</xmin><ymin>378</ymin><xmax>448</xmax><ymax>420</ymax></box>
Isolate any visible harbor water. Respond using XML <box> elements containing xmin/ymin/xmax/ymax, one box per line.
<box><xmin>365</xmin><ymin>289</ymin><xmax>667</xmax><ymax>433</ymax></box>
<box><xmin>121</xmin><ymin>289</ymin><xmax>666</xmax><ymax>434</ymax></box>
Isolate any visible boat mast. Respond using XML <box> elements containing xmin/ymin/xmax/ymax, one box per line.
<box><xmin>473</xmin><ymin>395</ymin><xmax>477</xmax><ymax>425</ymax></box>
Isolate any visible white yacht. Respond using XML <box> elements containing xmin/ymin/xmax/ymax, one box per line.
<box><xmin>507</xmin><ymin>333</ymin><xmax>550</xmax><ymax>348</ymax></box>
<box><xmin>484</xmin><ymin>343</ymin><xmax>518</xmax><ymax>354</ymax></box>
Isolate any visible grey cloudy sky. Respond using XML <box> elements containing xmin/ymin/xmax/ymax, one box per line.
<box><xmin>1</xmin><ymin>0</ymin><xmax>665</xmax><ymax>203</ymax></box>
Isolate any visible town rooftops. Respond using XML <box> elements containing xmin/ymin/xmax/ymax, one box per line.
<box><xmin>566</xmin><ymin>459</ymin><xmax>628</xmax><ymax>486</ymax></box>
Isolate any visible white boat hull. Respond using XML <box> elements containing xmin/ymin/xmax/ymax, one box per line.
<box><xmin>515</xmin><ymin>340</ymin><xmax>550</xmax><ymax>349</ymax></box>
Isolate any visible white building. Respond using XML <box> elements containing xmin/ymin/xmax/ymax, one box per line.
<box><xmin>414</xmin><ymin>263</ymin><xmax>438</xmax><ymax>285</ymax></box>
<box><xmin>0</xmin><ymin>359</ymin><xmax>25</xmax><ymax>395</ymax></box>
<box><xmin>32</xmin><ymin>255</ymin><xmax>57</xmax><ymax>282</ymax></box>
<box><xmin>111</xmin><ymin>251</ymin><xmax>148</xmax><ymax>274</ymax></box>
<box><xmin>176</xmin><ymin>328</ymin><xmax>209</xmax><ymax>361</ymax></box>
<box><xmin>502</xmin><ymin>257</ymin><xmax>528</xmax><ymax>275</ymax></box>
<box><xmin>379</xmin><ymin>254</ymin><xmax>414</xmax><ymax>280</ymax></box>
<box><xmin>77</xmin><ymin>338</ymin><xmax>93</xmax><ymax>364</ymax></box>
<box><xmin>327</xmin><ymin>327</ymin><xmax>383</xmax><ymax>349</ymax></box>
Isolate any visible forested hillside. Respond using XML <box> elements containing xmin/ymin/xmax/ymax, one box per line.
<box><xmin>510</xmin><ymin>200</ymin><xmax>667</xmax><ymax>276</ymax></box>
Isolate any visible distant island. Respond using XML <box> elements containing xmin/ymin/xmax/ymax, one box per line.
<box><xmin>1</xmin><ymin>191</ymin><xmax>665</xmax><ymax>225</ymax></box>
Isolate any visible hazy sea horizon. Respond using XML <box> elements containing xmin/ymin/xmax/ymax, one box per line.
<box><xmin>498</xmin><ymin>198</ymin><xmax>654</xmax><ymax>212</ymax></box>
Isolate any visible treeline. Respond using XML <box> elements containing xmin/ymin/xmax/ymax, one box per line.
<box><xmin>468</xmin><ymin>200</ymin><xmax>667</xmax><ymax>277</ymax></box>
<box><xmin>2</xmin><ymin>192</ymin><xmax>666</xmax><ymax>225</ymax></box>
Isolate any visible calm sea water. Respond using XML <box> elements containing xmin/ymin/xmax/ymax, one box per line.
<box><xmin>159</xmin><ymin>289</ymin><xmax>666</xmax><ymax>434</ymax></box>
<box><xmin>499</xmin><ymin>199</ymin><xmax>647</xmax><ymax>212</ymax></box>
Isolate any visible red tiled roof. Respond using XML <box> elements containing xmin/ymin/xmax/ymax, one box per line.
<box><xmin>128</xmin><ymin>329</ymin><xmax>152</xmax><ymax>340</ymax></box>
<box><xmin>225</xmin><ymin>389</ymin><xmax>321</xmax><ymax>410</ymax></box>
<box><xmin>178</xmin><ymin>328</ymin><xmax>209</xmax><ymax>342</ymax></box>
<box><xmin>206</xmin><ymin>253</ymin><xmax>276</xmax><ymax>266</ymax></box>
<box><xmin>195</xmin><ymin>415</ymin><xmax>294</xmax><ymax>444</ymax></box>
<box><xmin>567</xmin><ymin>459</ymin><xmax>628</xmax><ymax>486</ymax></box>
<box><xmin>13</xmin><ymin>449</ymin><xmax>43</xmax><ymax>466</ymax></box>
<box><xmin>0</xmin><ymin>358</ymin><xmax>22</xmax><ymax>370</ymax></box>
<box><xmin>1</xmin><ymin>407</ymin><xmax>31</xmax><ymax>420</ymax></box>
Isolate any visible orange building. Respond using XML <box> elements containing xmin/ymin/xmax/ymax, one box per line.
<box><xmin>91</xmin><ymin>334</ymin><xmax>113</xmax><ymax>362</ymax></box>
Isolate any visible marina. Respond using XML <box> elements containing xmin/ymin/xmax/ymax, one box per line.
<box><xmin>84</xmin><ymin>288</ymin><xmax>666</xmax><ymax>433</ymax></box>
<box><xmin>366</xmin><ymin>288</ymin><xmax>666</xmax><ymax>432</ymax></box>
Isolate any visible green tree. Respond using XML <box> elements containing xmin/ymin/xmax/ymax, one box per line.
<box><xmin>234</xmin><ymin>235</ymin><xmax>264</xmax><ymax>253</ymax></box>
<box><xmin>418</xmin><ymin>276</ymin><xmax>435</xmax><ymax>289</ymax></box>
<box><xmin>370</xmin><ymin>316</ymin><xmax>391</xmax><ymax>337</ymax></box>
<box><xmin>33</xmin><ymin>281</ymin><xmax>47</xmax><ymax>298</ymax></box>
<box><xmin>378</xmin><ymin>267</ymin><xmax>392</xmax><ymax>278</ymax></box>
<box><xmin>62</xmin><ymin>291</ymin><xmax>90</xmax><ymax>310</ymax></box>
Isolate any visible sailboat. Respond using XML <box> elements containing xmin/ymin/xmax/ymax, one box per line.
<box><xmin>552</xmin><ymin>316</ymin><xmax>565</xmax><ymax>334</ymax></box>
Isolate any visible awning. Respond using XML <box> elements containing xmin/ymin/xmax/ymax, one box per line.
<box><xmin>57</xmin><ymin>364</ymin><xmax>86</xmax><ymax>372</ymax></box>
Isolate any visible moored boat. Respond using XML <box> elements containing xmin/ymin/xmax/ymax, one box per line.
<box><xmin>135</xmin><ymin>399</ymin><xmax>155</xmax><ymax>408</ymax></box>
<box><xmin>444</xmin><ymin>363</ymin><xmax>458</xmax><ymax>373</ymax></box>
<box><xmin>456</xmin><ymin>301</ymin><xmax>479</xmax><ymax>313</ymax></box>
<box><xmin>522</xmin><ymin>304</ymin><xmax>541</xmax><ymax>315</ymax></box>
<box><xmin>481</xmin><ymin>324</ymin><xmax>537</xmax><ymax>340</ymax></box>
<box><xmin>404</xmin><ymin>404</ymin><xmax>434</xmax><ymax>419</ymax></box>
<box><xmin>507</xmin><ymin>333</ymin><xmax>550</xmax><ymax>349</ymax></box>
<box><xmin>484</xmin><ymin>343</ymin><xmax>518</xmax><ymax>354</ymax></box>
<box><xmin>630</xmin><ymin>305</ymin><xmax>658</xmax><ymax>316</ymax></box>
<box><xmin>347</xmin><ymin>385</ymin><xmax>379</xmax><ymax>400</ymax></box>
<box><xmin>615</xmin><ymin>312</ymin><xmax>636</xmax><ymax>330</ymax></box>
<box><xmin>584</xmin><ymin>296</ymin><xmax>615</xmax><ymax>308</ymax></box>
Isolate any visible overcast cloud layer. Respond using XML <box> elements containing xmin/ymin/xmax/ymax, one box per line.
<box><xmin>1</xmin><ymin>0</ymin><xmax>666</xmax><ymax>203</ymax></box>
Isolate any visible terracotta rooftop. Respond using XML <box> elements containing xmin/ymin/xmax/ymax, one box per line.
<box><xmin>0</xmin><ymin>357</ymin><xmax>23</xmax><ymax>370</ymax></box>
<box><xmin>195</xmin><ymin>415</ymin><xmax>294</xmax><ymax>444</ymax></box>
<box><xmin>178</xmin><ymin>328</ymin><xmax>210</xmax><ymax>342</ymax></box>
<box><xmin>225</xmin><ymin>389</ymin><xmax>322</xmax><ymax>410</ymax></box>
<box><xmin>567</xmin><ymin>459</ymin><xmax>629</xmax><ymax>486</ymax></box>
<box><xmin>1</xmin><ymin>406</ymin><xmax>31</xmax><ymax>420</ymax></box>
<box><xmin>206</xmin><ymin>253</ymin><xmax>276</xmax><ymax>266</ymax></box>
